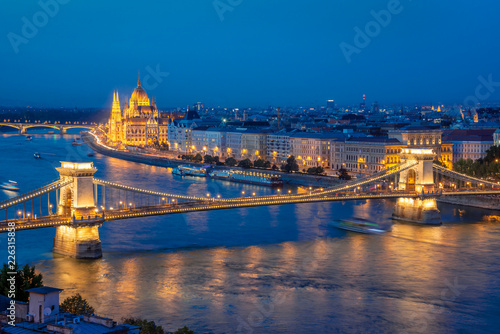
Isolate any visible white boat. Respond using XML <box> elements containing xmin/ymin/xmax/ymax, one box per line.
<box><xmin>209</xmin><ymin>169</ymin><xmax>283</xmax><ymax>187</ymax></box>
<box><xmin>25</xmin><ymin>135</ymin><xmax>32</xmax><ymax>141</ymax></box>
<box><xmin>173</xmin><ymin>165</ymin><xmax>208</xmax><ymax>177</ymax></box>
<box><xmin>330</xmin><ymin>217</ymin><xmax>387</xmax><ymax>234</ymax></box>
<box><xmin>72</xmin><ymin>138</ymin><xmax>84</xmax><ymax>146</ymax></box>
<box><xmin>34</xmin><ymin>152</ymin><xmax>41</xmax><ymax>159</ymax></box>
<box><xmin>0</xmin><ymin>180</ymin><xmax>19</xmax><ymax>192</ymax></box>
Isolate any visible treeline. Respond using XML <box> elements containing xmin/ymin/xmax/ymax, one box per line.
<box><xmin>178</xmin><ymin>154</ymin><xmax>326</xmax><ymax>175</ymax></box>
<box><xmin>453</xmin><ymin>145</ymin><xmax>500</xmax><ymax>180</ymax></box>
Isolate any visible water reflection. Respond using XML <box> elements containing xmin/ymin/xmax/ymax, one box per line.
<box><xmin>1</xmin><ymin>133</ymin><xmax>500</xmax><ymax>332</ymax></box>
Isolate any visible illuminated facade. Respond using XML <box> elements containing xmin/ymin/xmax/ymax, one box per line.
<box><xmin>107</xmin><ymin>74</ymin><xmax>168</xmax><ymax>146</ymax></box>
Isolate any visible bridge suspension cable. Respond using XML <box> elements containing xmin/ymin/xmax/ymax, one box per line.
<box><xmin>433</xmin><ymin>164</ymin><xmax>500</xmax><ymax>188</ymax></box>
<box><xmin>0</xmin><ymin>179</ymin><xmax>71</xmax><ymax>210</ymax></box>
<box><xmin>93</xmin><ymin>179</ymin><xmax>212</xmax><ymax>201</ymax></box>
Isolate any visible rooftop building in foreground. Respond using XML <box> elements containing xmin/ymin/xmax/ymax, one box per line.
<box><xmin>0</xmin><ymin>287</ymin><xmax>140</xmax><ymax>334</ymax></box>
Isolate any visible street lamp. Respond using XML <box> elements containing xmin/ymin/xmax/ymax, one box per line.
<box><xmin>17</xmin><ymin>211</ymin><xmax>22</xmax><ymax>219</ymax></box>
<box><xmin>252</xmin><ymin>192</ymin><xmax>256</xmax><ymax>196</ymax></box>
<box><xmin>241</xmin><ymin>191</ymin><xmax>245</xmax><ymax>197</ymax></box>
<box><xmin>119</xmin><ymin>201</ymin><xmax>123</xmax><ymax>208</ymax></box>
<box><xmin>288</xmin><ymin>190</ymin><xmax>292</xmax><ymax>195</ymax></box>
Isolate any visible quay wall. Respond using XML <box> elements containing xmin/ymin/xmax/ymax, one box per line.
<box><xmin>438</xmin><ymin>196</ymin><xmax>500</xmax><ymax>210</ymax></box>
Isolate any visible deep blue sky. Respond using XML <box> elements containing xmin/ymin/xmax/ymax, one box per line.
<box><xmin>1</xmin><ymin>0</ymin><xmax>499</xmax><ymax>108</ymax></box>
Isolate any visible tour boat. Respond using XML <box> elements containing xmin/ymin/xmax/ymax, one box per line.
<box><xmin>172</xmin><ymin>167</ymin><xmax>184</xmax><ymax>176</ymax></box>
<box><xmin>72</xmin><ymin>138</ymin><xmax>84</xmax><ymax>146</ymax></box>
<box><xmin>34</xmin><ymin>152</ymin><xmax>41</xmax><ymax>159</ymax></box>
<box><xmin>330</xmin><ymin>217</ymin><xmax>386</xmax><ymax>234</ymax></box>
<box><xmin>209</xmin><ymin>169</ymin><xmax>283</xmax><ymax>187</ymax></box>
<box><xmin>0</xmin><ymin>180</ymin><xmax>19</xmax><ymax>192</ymax></box>
<box><xmin>25</xmin><ymin>135</ymin><xmax>32</xmax><ymax>141</ymax></box>
<box><xmin>87</xmin><ymin>151</ymin><xmax>95</xmax><ymax>157</ymax></box>
<box><xmin>172</xmin><ymin>165</ymin><xmax>208</xmax><ymax>177</ymax></box>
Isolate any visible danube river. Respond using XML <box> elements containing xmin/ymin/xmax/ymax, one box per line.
<box><xmin>1</xmin><ymin>132</ymin><xmax>500</xmax><ymax>333</ymax></box>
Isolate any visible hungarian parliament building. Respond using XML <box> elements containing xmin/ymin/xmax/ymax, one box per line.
<box><xmin>107</xmin><ymin>75</ymin><xmax>169</xmax><ymax>146</ymax></box>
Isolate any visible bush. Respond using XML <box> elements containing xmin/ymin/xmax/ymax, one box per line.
<box><xmin>60</xmin><ymin>293</ymin><xmax>95</xmax><ymax>315</ymax></box>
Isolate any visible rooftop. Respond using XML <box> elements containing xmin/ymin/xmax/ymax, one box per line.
<box><xmin>26</xmin><ymin>287</ymin><xmax>63</xmax><ymax>295</ymax></box>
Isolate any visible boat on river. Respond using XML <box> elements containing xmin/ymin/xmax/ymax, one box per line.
<box><xmin>25</xmin><ymin>135</ymin><xmax>32</xmax><ymax>141</ymax></box>
<box><xmin>72</xmin><ymin>138</ymin><xmax>84</xmax><ymax>146</ymax></box>
<box><xmin>172</xmin><ymin>165</ymin><xmax>209</xmax><ymax>177</ymax></box>
<box><xmin>330</xmin><ymin>217</ymin><xmax>387</xmax><ymax>234</ymax></box>
<box><xmin>34</xmin><ymin>152</ymin><xmax>41</xmax><ymax>159</ymax></box>
<box><xmin>0</xmin><ymin>180</ymin><xmax>19</xmax><ymax>192</ymax></box>
<box><xmin>209</xmin><ymin>169</ymin><xmax>283</xmax><ymax>187</ymax></box>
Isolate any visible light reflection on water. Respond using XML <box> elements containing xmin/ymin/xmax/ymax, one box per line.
<box><xmin>1</xmin><ymin>132</ymin><xmax>500</xmax><ymax>332</ymax></box>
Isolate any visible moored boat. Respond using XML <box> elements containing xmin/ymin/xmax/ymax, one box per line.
<box><xmin>0</xmin><ymin>180</ymin><xmax>19</xmax><ymax>192</ymax></box>
<box><xmin>209</xmin><ymin>169</ymin><xmax>283</xmax><ymax>187</ymax></box>
<box><xmin>173</xmin><ymin>165</ymin><xmax>208</xmax><ymax>177</ymax></box>
<box><xmin>330</xmin><ymin>217</ymin><xmax>387</xmax><ymax>234</ymax></box>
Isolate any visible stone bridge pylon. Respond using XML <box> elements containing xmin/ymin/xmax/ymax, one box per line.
<box><xmin>53</xmin><ymin>162</ymin><xmax>103</xmax><ymax>259</ymax></box>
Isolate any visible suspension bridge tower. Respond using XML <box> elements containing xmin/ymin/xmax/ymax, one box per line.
<box><xmin>393</xmin><ymin>148</ymin><xmax>441</xmax><ymax>225</ymax></box>
<box><xmin>398</xmin><ymin>148</ymin><xmax>436</xmax><ymax>193</ymax></box>
<box><xmin>53</xmin><ymin>162</ymin><xmax>103</xmax><ymax>259</ymax></box>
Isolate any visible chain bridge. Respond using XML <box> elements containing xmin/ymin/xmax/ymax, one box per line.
<box><xmin>1</xmin><ymin>148</ymin><xmax>499</xmax><ymax>259</ymax></box>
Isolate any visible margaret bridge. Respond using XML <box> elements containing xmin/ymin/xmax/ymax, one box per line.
<box><xmin>0</xmin><ymin>122</ymin><xmax>95</xmax><ymax>135</ymax></box>
<box><xmin>1</xmin><ymin>148</ymin><xmax>499</xmax><ymax>259</ymax></box>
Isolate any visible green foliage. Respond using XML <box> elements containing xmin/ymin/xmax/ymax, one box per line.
<box><xmin>193</xmin><ymin>153</ymin><xmax>203</xmax><ymax>163</ymax></box>
<box><xmin>307</xmin><ymin>166</ymin><xmax>324</xmax><ymax>175</ymax></box>
<box><xmin>282</xmin><ymin>156</ymin><xmax>299</xmax><ymax>173</ymax></box>
<box><xmin>122</xmin><ymin>318</ymin><xmax>194</xmax><ymax>334</ymax></box>
<box><xmin>60</xmin><ymin>293</ymin><xmax>95</xmax><ymax>315</ymax></box>
<box><xmin>171</xmin><ymin>326</ymin><xmax>194</xmax><ymax>334</ymax></box>
<box><xmin>123</xmin><ymin>318</ymin><xmax>164</xmax><ymax>334</ymax></box>
<box><xmin>203</xmin><ymin>155</ymin><xmax>214</xmax><ymax>164</ymax></box>
<box><xmin>272</xmin><ymin>164</ymin><xmax>278</xmax><ymax>171</ymax></box>
<box><xmin>0</xmin><ymin>263</ymin><xmax>43</xmax><ymax>302</ymax></box>
<box><xmin>225</xmin><ymin>157</ymin><xmax>238</xmax><ymax>166</ymax></box>
<box><xmin>253</xmin><ymin>159</ymin><xmax>270</xmax><ymax>168</ymax></box>
<box><xmin>238</xmin><ymin>158</ymin><xmax>253</xmax><ymax>169</ymax></box>
<box><xmin>337</xmin><ymin>167</ymin><xmax>351</xmax><ymax>180</ymax></box>
<box><xmin>484</xmin><ymin>145</ymin><xmax>500</xmax><ymax>163</ymax></box>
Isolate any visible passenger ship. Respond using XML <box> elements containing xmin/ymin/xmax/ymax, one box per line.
<box><xmin>209</xmin><ymin>169</ymin><xmax>283</xmax><ymax>187</ymax></box>
<box><xmin>172</xmin><ymin>165</ymin><xmax>209</xmax><ymax>177</ymax></box>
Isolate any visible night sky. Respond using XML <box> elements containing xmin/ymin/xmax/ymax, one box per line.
<box><xmin>1</xmin><ymin>0</ymin><xmax>499</xmax><ymax>108</ymax></box>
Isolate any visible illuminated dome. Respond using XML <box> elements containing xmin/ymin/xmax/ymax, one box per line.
<box><xmin>130</xmin><ymin>73</ymin><xmax>150</xmax><ymax>106</ymax></box>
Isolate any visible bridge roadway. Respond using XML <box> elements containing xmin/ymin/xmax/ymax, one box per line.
<box><xmin>2</xmin><ymin>189</ymin><xmax>500</xmax><ymax>233</ymax></box>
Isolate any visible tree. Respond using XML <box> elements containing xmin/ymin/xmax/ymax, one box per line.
<box><xmin>193</xmin><ymin>153</ymin><xmax>203</xmax><ymax>163</ymax></box>
<box><xmin>263</xmin><ymin>161</ymin><xmax>271</xmax><ymax>169</ymax></box>
<box><xmin>123</xmin><ymin>318</ymin><xmax>165</xmax><ymax>334</ymax></box>
<box><xmin>60</xmin><ymin>293</ymin><xmax>95</xmax><ymax>315</ymax></box>
<box><xmin>171</xmin><ymin>326</ymin><xmax>194</xmax><ymax>334</ymax></box>
<box><xmin>203</xmin><ymin>155</ymin><xmax>213</xmax><ymax>164</ymax></box>
<box><xmin>484</xmin><ymin>145</ymin><xmax>500</xmax><ymax>163</ymax></box>
<box><xmin>272</xmin><ymin>164</ymin><xmax>278</xmax><ymax>171</ymax></box>
<box><xmin>253</xmin><ymin>159</ymin><xmax>265</xmax><ymax>168</ymax></box>
<box><xmin>307</xmin><ymin>166</ymin><xmax>324</xmax><ymax>175</ymax></box>
<box><xmin>226</xmin><ymin>157</ymin><xmax>237</xmax><ymax>166</ymax></box>
<box><xmin>0</xmin><ymin>263</ymin><xmax>43</xmax><ymax>302</ymax></box>
<box><xmin>337</xmin><ymin>167</ymin><xmax>351</xmax><ymax>180</ymax></box>
<box><xmin>238</xmin><ymin>158</ymin><xmax>253</xmax><ymax>169</ymax></box>
<box><xmin>283</xmin><ymin>156</ymin><xmax>299</xmax><ymax>173</ymax></box>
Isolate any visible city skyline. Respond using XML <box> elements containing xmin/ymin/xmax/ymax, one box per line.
<box><xmin>2</xmin><ymin>0</ymin><xmax>500</xmax><ymax>108</ymax></box>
